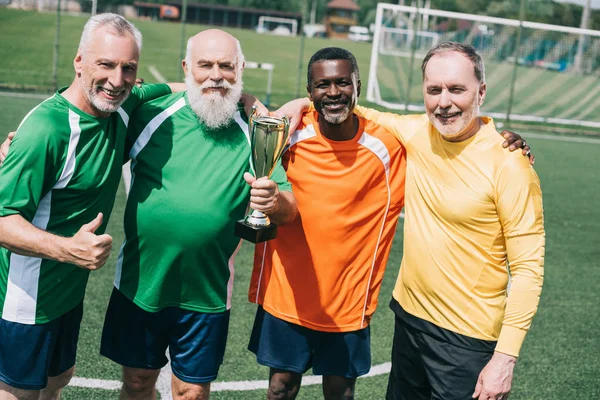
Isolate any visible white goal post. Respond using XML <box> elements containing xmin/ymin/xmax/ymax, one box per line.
<box><xmin>367</xmin><ymin>3</ymin><xmax>600</xmax><ymax>129</ymax></box>
<box><xmin>256</xmin><ymin>16</ymin><xmax>298</xmax><ymax>37</ymax></box>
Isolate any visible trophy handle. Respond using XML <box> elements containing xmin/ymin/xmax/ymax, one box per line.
<box><xmin>273</xmin><ymin>116</ymin><xmax>291</xmax><ymax>163</ymax></box>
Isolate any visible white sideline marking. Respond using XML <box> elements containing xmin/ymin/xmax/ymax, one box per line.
<box><xmin>148</xmin><ymin>65</ymin><xmax>167</xmax><ymax>83</ymax></box>
<box><xmin>0</xmin><ymin>92</ymin><xmax>49</xmax><ymax>100</ymax></box>
<box><xmin>69</xmin><ymin>363</ymin><xmax>392</xmax><ymax>395</ymax></box>
<box><xmin>523</xmin><ymin>132</ymin><xmax>600</xmax><ymax>144</ymax></box>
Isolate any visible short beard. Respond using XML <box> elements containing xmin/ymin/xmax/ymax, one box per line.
<box><xmin>80</xmin><ymin>80</ymin><xmax>132</xmax><ymax>114</ymax></box>
<box><xmin>322</xmin><ymin>106</ymin><xmax>351</xmax><ymax>124</ymax></box>
<box><xmin>185</xmin><ymin>75</ymin><xmax>243</xmax><ymax>130</ymax></box>
<box><xmin>428</xmin><ymin>97</ymin><xmax>480</xmax><ymax>140</ymax></box>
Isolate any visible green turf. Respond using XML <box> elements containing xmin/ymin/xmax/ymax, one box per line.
<box><xmin>0</xmin><ymin>8</ymin><xmax>374</xmax><ymax>110</ymax></box>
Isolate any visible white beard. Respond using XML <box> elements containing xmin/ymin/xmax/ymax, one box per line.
<box><xmin>185</xmin><ymin>75</ymin><xmax>243</xmax><ymax>130</ymax></box>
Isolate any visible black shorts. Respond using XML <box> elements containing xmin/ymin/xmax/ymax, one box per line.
<box><xmin>386</xmin><ymin>299</ymin><xmax>495</xmax><ymax>400</ymax></box>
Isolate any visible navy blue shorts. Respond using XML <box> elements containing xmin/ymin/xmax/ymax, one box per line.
<box><xmin>100</xmin><ymin>288</ymin><xmax>230</xmax><ymax>383</ymax></box>
<box><xmin>248</xmin><ymin>306</ymin><xmax>371</xmax><ymax>378</ymax></box>
<box><xmin>0</xmin><ymin>302</ymin><xmax>83</xmax><ymax>390</ymax></box>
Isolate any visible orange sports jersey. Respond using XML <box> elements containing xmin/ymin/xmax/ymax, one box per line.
<box><xmin>249</xmin><ymin>110</ymin><xmax>406</xmax><ymax>332</ymax></box>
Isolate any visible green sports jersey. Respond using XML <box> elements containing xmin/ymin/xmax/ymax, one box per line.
<box><xmin>0</xmin><ymin>84</ymin><xmax>171</xmax><ymax>324</ymax></box>
<box><xmin>115</xmin><ymin>91</ymin><xmax>291</xmax><ymax>313</ymax></box>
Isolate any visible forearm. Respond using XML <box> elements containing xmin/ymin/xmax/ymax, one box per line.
<box><xmin>166</xmin><ymin>82</ymin><xmax>186</xmax><ymax>93</ymax></box>
<box><xmin>496</xmin><ymin>233</ymin><xmax>545</xmax><ymax>357</ymax></box>
<box><xmin>269</xmin><ymin>190</ymin><xmax>297</xmax><ymax>226</ymax></box>
<box><xmin>0</xmin><ymin>214</ymin><xmax>69</xmax><ymax>262</ymax></box>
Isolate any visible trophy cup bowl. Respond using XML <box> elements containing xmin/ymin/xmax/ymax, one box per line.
<box><xmin>234</xmin><ymin>110</ymin><xmax>290</xmax><ymax>243</ymax></box>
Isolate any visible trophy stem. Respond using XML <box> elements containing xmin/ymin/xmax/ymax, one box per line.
<box><xmin>245</xmin><ymin>210</ymin><xmax>270</xmax><ymax>227</ymax></box>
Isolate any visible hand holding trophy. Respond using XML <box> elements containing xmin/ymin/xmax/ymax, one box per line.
<box><xmin>235</xmin><ymin>108</ymin><xmax>291</xmax><ymax>243</ymax></box>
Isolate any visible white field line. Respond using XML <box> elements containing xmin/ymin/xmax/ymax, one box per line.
<box><xmin>0</xmin><ymin>92</ymin><xmax>49</xmax><ymax>100</ymax></box>
<box><xmin>523</xmin><ymin>132</ymin><xmax>600</xmax><ymax>144</ymax></box>
<box><xmin>148</xmin><ymin>65</ymin><xmax>167</xmax><ymax>83</ymax></box>
<box><xmin>70</xmin><ymin>363</ymin><xmax>392</xmax><ymax>395</ymax></box>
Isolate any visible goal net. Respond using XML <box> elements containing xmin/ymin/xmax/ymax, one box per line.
<box><xmin>367</xmin><ymin>3</ymin><xmax>600</xmax><ymax>129</ymax></box>
<box><xmin>256</xmin><ymin>16</ymin><xmax>298</xmax><ymax>37</ymax></box>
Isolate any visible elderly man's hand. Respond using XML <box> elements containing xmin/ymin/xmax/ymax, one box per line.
<box><xmin>501</xmin><ymin>130</ymin><xmax>534</xmax><ymax>165</ymax></box>
<box><xmin>0</xmin><ymin>132</ymin><xmax>15</xmax><ymax>166</ymax></box>
<box><xmin>243</xmin><ymin>172</ymin><xmax>279</xmax><ymax>215</ymax></box>
<box><xmin>472</xmin><ymin>352</ymin><xmax>516</xmax><ymax>400</ymax></box>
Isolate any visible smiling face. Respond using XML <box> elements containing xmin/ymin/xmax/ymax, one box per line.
<box><xmin>423</xmin><ymin>51</ymin><xmax>486</xmax><ymax>141</ymax></box>
<box><xmin>182</xmin><ymin>30</ymin><xmax>244</xmax><ymax>129</ymax></box>
<box><xmin>74</xmin><ymin>25</ymin><xmax>139</xmax><ymax>117</ymax></box>
<box><xmin>308</xmin><ymin>59</ymin><xmax>360</xmax><ymax>125</ymax></box>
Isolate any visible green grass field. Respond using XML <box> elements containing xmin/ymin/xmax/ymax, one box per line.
<box><xmin>1</xmin><ymin>7</ymin><xmax>600</xmax><ymax>399</ymax></box>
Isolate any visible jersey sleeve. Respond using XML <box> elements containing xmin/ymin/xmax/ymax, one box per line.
<box><xmin>270</xmin><ymin>158</ymin><xmax>292</xmax><ymax>192</ymax></box>
<box><xmin>121</xmin><ymin>83</ymin><xmax>172</xmax><ymax>114</ymax></box>
<box><xmin>494</xmin><ymin>155</ymin><xmax>545</xmax><ymax>357</ymax></box>
<box><xmin>353</xmin><ymin>105</ymin><xmax>427</xmax><ymax>145</ymax></box>
<box><xmin>0</xmin><ymin>115</ymin><xmax>64</xmax><ymax>221</ymax></box>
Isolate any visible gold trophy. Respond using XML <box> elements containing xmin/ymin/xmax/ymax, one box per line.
<box><xmin>234</xmin><ymin>108</ymin><xmax>290</xmax><ymax>243</ymax></box>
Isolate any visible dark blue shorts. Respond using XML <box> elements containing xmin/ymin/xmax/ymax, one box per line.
<box><xmin>248</xmin><ymin>306</ymin><xmax>371</xmax><ymax>378</ymax></box>
<box><xmin>0</xmin><ymin>302</ymin><xmax>83</xmax><ymax>390</ymax></box>
<box><xmin>100</xmin><ymin>288</ymin><xmax>230</xmax><ymax>383</ymax></box>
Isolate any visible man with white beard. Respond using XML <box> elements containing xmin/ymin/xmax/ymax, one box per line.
<box><xmin>99</xmin><ymin>29</ymin><xmax>297</xmax><ymax>400</ymax></box>
<box><xmin>0</xmin><ymin>13</ymin><xmax>175</xmax><ymax>400</ymax></box>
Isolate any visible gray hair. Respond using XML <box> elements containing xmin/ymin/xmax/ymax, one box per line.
<box><xmin>79</xmin><ymin>13</ymin><xmax>142</xmax><ymax>55</ymax></box>
<box><xmin>421</xmin><ymin>41</ymin><xmax>485</xmax><ymax>84</ymax></box>
<box><xmin>184</xmin><ymin>36</ymin><xmax>245</xmax><ymax>77</ymax></box>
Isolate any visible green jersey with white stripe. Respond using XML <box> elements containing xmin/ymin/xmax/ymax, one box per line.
<box><xmin>115</xmin><ymin>91</ymin><xmax>291</xmax><ymax>313</ymax></box>
<box><xmin>0</xmin><ymin>84</ymin><xmax>171</xmax><ymax>324</ymax></box>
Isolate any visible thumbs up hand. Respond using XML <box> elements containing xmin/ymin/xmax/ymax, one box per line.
<box><xmin>66</xmin><ymin>213</ymin><xmax>113</xmax><ymax>270</ymax></box>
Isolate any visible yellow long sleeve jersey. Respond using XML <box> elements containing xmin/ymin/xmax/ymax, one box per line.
<box><xmin>354</xmin><ymin>108</ymin><xmax>545</xmax><ymax>357</ymax></box>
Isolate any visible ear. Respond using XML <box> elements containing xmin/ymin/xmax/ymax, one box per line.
<box><xmin>478</xmin><ymin>82</ymin><xmax>487</xmax><ymax>106</ymax></box>
<box><xmin>357</xmin><ymin>79</ymin><xmax>362</xmax><ymax>98</ymax></box>
<box><xmin>306</xmin><ymin>84</ymin><xmax>313</xmax><ymax>101</ymax></box>
<box><xmin>74</xmin><ymin>51</ymin><xmax>83</xmax><ymax>76</ymax></box>
<box><xmin>181</xmin><ymin>59</ymin><xmax>188</xmax><ymax>77</ymax></box>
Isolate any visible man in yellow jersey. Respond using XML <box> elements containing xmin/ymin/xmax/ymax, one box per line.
<box><xmin>348</xmin><ymin>42</ymin><xmax>544</xmax><ymax>400</ymax></box>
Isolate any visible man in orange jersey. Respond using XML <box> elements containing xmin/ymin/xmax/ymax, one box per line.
<box><xmin>246</xmin><ymin>47</ymin><xmax>531</xmax><ymax>400</ymax></box>
<box><xmin>351</xmin><ymin>42</ymin><xmax>544</xmax><ymax>400</ymax></box>
<box><xmin>248</xmin><ymin>47</ymin><xmax>406</xmax><ymax>399</ymax></box>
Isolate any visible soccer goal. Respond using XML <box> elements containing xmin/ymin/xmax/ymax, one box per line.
<box><xmin>367</xmin><ymin>3</ymin><xmax>600</xmax><ymax>129</ymax></box>
<box><xmin>256</xmin><ymin>16</ymin><xmax>298</xmax><ymax>37</ymax></box>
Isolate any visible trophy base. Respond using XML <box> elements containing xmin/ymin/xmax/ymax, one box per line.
<box><xmin>234</xmin><ymin>220</ymin><xmax>278</xmax><ymax>243</ymax></box>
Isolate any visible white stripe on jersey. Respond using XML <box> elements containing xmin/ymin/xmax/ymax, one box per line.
<box><xmin>357</xmin><ymin>132</ymin><xmax>392</xmax><ymax>329</ymax></box>
<box><xmin>15</xmin><ymin>94</ymin><xmax>56</xmax><ymax>132</ymax></box>
<box><xmin>115</xmin><ymin>97</ymin><xmax>186</xmax><ymax>288</ymax></box>
<box><xmin>117</xmin><ymin>107</ymin><xmax>129</xmax><ymax>128</ymax></box>
<box><xmin>233</xmin><ymin>111</ymin><xmax>254</xmax><ymax>176</ymax></box>
<box><xmin>3</xmin><ymin>109</ymin><xmax>82</xmax><ymax>324</ymax></box>
<box><xmin>288</xmin><ymin>124</ymin><xmax>317</xmax><ymax>149</ymax></box>
<box><xmin>129</xmin><ymin>97</ymin><xmax>186</xmax><ymax>160</ymax></box>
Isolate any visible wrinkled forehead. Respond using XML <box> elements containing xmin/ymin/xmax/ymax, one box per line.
<box><xmin>83</xmin><ymin>29</ymin><xmax>139</xmax><ymax>62</ymax></box>
<box><xmin>424</xmin><ymin>51</ymin><xmax>478</xmax><ymax>84</ymax></box>
<box><xmin>190</xmin><ymin>37</ymin><xmax>238</xmax><ymax>64</ymax></box>
<box><xmin>312</xmin><ymin>59</ymin><xmax>354</xmax><ymax>80</ymax></box>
